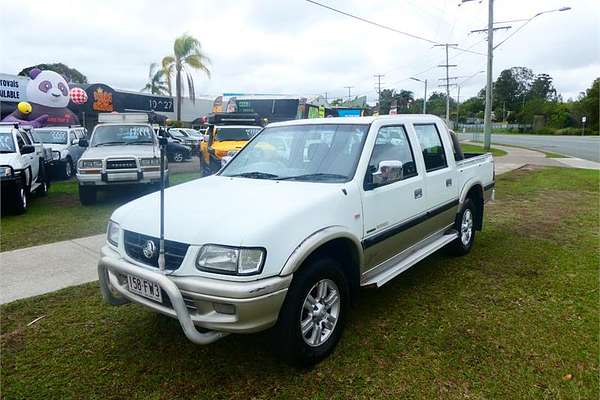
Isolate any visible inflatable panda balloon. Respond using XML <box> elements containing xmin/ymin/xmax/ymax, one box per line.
<box><xmin>2</xmin><ymin>68</ymin><xmax>79</xmax><ymax>128</ymax></box>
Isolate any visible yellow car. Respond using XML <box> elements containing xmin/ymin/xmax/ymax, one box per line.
<box><xmin>200</xmin><ymin>124</ymin><xmax>262</xmax><ymax>175</ymax></box>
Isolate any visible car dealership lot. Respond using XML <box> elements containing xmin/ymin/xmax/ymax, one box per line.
<box><xmin>1</xmin><ymin>167</ymin><xmax>598</xmax><ymax>399</ymax></box>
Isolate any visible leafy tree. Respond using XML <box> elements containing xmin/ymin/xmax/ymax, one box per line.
<box><xmin>493</xmin><ymin>67</ymin><xmax>534</xmax><ymax>117</ymax></box>
<box><xmin>529</xmin><ymin>73</ymin><xmax>557</xmax><ymax>101</ymax></box>
<box><xmin>459</xmin><ymin>95</ymin><xmax>485</xmax><ymax>122</ymax></box>
<box><xmin>572</xmin><ymin>78</ymin><xmax>599</xmax><ymax>132</ymax></box>
<box><xmin>162</xmin><ymin>34</ymin><xmax>211</xmax><ymax>121</ymax></box>
<box><xmin>18</xmin><ymin>63</ymin><xmax>88</xmax><ymax>84</ymax></box>
<box><xmin>426</xmin><ymin>92</ymin><xmax>456</xmax><ymax>118</ymax></box>
<box><xmin>396</xmin><ymin>90</ymin><xmax>414</xmax><ymax>112</ymax></box>
<box><xmin>141</xmin><ymin>63</ymin><xmax>169</xmax><ymax>96</ymax></box>
<box><xmin>378</xmin><ymin>89</ymin><xmax>395</xmax><ymax>114</ymax></box>
<box><xmin>330</xmin><ymin>98</ymin><xmax>345</xmax><ymax>106</ymax></box>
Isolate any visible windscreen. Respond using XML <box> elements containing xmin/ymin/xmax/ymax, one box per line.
<box><xmin>221</xmin><ymin>124</ymin><xmax>369</xmax><ymax>182</ymax></box>
<box><xmin>0</xmin><ymin>132</ymin><xmax>16</xmax><ymax>153</ymax></box>
<box><xmin>215</xmin><ymin>126</ymin><xmax>261</xmax><ymax>141</ymax></box>
<box><xmin>32</xmin><ymin>128</ymin><xmax>69</xmax><ymax>144</ymax></box>
<box><xmin>91</xmin><ymin>125</ymin><xmax>156</xmax><ymax>146</ymax></box>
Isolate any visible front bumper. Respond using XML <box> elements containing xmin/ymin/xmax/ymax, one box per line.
<box><xmin>77</xmin><ymin>169</ymin><xmax>165</xmax><ymax>186</ymax></box>
<box><xmin>98</xmin><ymin>245</ymin><xmax>291</xmax><ymax>343</ymax></box>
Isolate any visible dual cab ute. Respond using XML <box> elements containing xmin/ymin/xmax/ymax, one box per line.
<box><xmin>76</xmin><ymin>113</ymin><xmax>167</xmax><ymax>205</ymax></box>
<box><xmin>0</xmin><ymin>123</ymin><xmax>49</xmax><ymax>214</ymax></box>
<box><xmin>98</xmin><ymin>115</ymin><xmax>495</xmax><ymax>365</ymax></box>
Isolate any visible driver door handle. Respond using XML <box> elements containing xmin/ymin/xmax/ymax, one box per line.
<box><xmin>414</xmin><ymin>188</ymin><xmax>423</xmax><ymax>199</ymax></box>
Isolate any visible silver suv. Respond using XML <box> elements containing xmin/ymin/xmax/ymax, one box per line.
<box><xmin>76</xmin><ymin>123</ymin><xmax>167</xmax><ymax>205</ymax></box>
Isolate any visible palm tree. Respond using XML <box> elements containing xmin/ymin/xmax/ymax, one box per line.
<box><xmin>396</xmin><ymin>90</ymin><xmax>415</xmax><ymax>112</ymax></box>
<box><xmin>141</xmin><ymin>63</ymin><xmax>169</xmax><ymax>96</ymax></box>
<box><xmin>162</xmin><ymin>34</ymin><xmax>211</xmax><ymax>121</ymax></box>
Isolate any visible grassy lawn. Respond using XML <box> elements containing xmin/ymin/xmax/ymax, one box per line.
<box><xmin>1</xmin><ymin>167</ymin><xmax>598</xmax><ymax>400</ymax></box>
<box><xmin>0</xmin><ymin>172</ymin><xmax>201</xmax><ymax>252</ymax></box>
<box><xmin>460</xmin><ymin>143</ymin><xmax>507</xmax><ymax>157</ymax></box>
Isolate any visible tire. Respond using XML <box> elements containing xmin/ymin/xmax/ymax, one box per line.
<box><xmin>13</xmin><ymin>180</ymin><xmax>28</xmax><ymax>214</ymax></box>
<box><xmin>173</xmin><ymin>152</ymin><xmax>184</xmax><ymax>163</ymax></box>
<box><xmin>200</xmin><ymin>156</ymin><xmax>212</xmax><ymax>176</ymax></box>
<box><xmin>79</xmin><ymin>185</ymin><xmax>97</xmax><ymax>205</ymax></box>
<box><xmin>275</xmin><ymin>257</ymin><xmax>349</xmax><ymax>366</ymax></box>
<box><xmin>37</xmin><ymin>160</ymin><xmax>49</xmax><ymax>197</ymax></box>
<box><xmin>448</xmin><ymin>198</ymin><xmax>476</xmax><ymax>256</ymax></box>
<box><xmin>63</xmin><ymin>158</ymin><xmax>74</xmax><ymax>179</ymax></box>
<box><xmin>209</xmin><ymin>156</ymin><xmax>221</xmax><ymax>174</ymax></box>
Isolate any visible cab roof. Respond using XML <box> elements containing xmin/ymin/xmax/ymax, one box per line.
<box><xmin>267</xmin><ymin>114</ymin><xmax>446</xmax><ymax>127</ymax></box>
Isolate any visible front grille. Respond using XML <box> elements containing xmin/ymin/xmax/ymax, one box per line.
<box><xmin>123</xmin><ymin>230</ymin><xmax>189</xmax><ymax>270</ymax></box>
<box><xmin>107</xmin><ymin>159</ymin><xmax>137</xmax><ymax>169</ymax></box>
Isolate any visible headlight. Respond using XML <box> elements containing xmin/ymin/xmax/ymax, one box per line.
<box><xmin>0</xmin><ymin>166</ymin><xmax>12</xmax><ymax>177</ymax></box>
<box><xmin>107</xmin><ymin>220</ymin><xmax>120</xmax><ymax>247</ymax></box>
<box><xmin>79</xmin><ymin>159</ymin><xmax>102</xmax><ymax>169</ymax></box>
<box><xmin>196</xmin><ymin>245</ymin><xmax>265</xmax><ymax>275</ymax></box>
<box><xmin>52</xmin><ymin>151</ymin><xmax>61</xmax><ymax>161</ymax></box>
<box><xmin>140</xmin><ymin>157</ymin><xmax>160</xmax><ymax>167</ymax></box>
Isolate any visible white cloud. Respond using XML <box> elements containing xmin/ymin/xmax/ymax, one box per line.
<box><xmin>0</xmin><ymin>0</ymin><xmax>597</xmax><ymax>102</ymax></box>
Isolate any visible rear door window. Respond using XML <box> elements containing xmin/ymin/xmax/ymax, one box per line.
<box><xmin>414</xmin><ymin>124</ymin><xmax>448</xmax><ymax>172</ymax></box>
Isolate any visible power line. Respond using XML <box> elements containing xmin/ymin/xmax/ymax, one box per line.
<box><xmin>305</xmin><ymin>0</ymin><xmax>485</xmax><ymax>56</ymax></box>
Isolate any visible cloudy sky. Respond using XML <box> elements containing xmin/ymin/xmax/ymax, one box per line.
<box><xmin>1</xmin><ymin>0</ymin><xmax>598</xmax><ymax>102</ymax></box>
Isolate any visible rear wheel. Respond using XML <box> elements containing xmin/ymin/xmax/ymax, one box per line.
<box><xmin>448</xmin><ymin>198</ymin><xmax>476</xmax><ymax>256</ymax></box>
<box><xmin>63</xmin><ymin>158</ymin><xmax>74</xmax><ymax>179</ymax></box>
<box><xmin>173</xmin><ymin>151</ymin><xmax>184</xmax><ymax>163</ymax></box>
<box><xmin>275</xmin><ymin>257</ymin><xmax>349</xmax><ymax>366</ymax></box>
<box><xmin>79</xmin><ymin>185</ymin><xmax>97</xmax><ymax>205</ymax></box>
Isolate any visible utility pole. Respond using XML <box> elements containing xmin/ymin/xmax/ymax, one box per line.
<box><xmin>374</xmin><ymin>74</ymin><xmax>384</xmax><ymax>106</ymax></box>
<box><xmin>483</xmin><ymin>0</ymin><xmax>494</xmax><ymax>150</ymax></box>
<box><xmin>456</xmin><ymin>85</ymin><xmax>461</xmax><ymax>127</ymax></box>
<box><xmin>344</xmin><ymin>86</ymin><xmax>354</xmax><ymax>102</ymax></box>
<box><xmin>434</xmin><ymin>43</ymin><xmax>458</xmax><ymax>124</ymax></box>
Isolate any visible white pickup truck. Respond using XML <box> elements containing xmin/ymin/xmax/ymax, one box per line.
<box><xmin>98</xmin><ymin>115</ymin><xmax>494</xmax><ymax>365</ymax></box>
<box><xmin>0</xmin><ymin>123</ymin><xmax>50</xmax><ymax>214</ymax></box>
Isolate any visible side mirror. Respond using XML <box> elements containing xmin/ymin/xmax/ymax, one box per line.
<box><xmin>20</xmin><ymin>145</ymin><xmax>36</xmax><ymax>155</ymax></box>
<box><xmin>372</xmin><ymin>160</ymin><xmax>403</xmax><ymax>182</ymax></box>
<box><xmin>78</xmin><ymin>138</ymin><xmax>89</xmax><ymax>147</ymax></box>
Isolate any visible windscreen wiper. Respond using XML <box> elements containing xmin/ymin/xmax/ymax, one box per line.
<box><xmin>127</xmin><ymin>141</ymin><xmax>154</xmax><ymax>145</ymax></box>
<box><xmin>95</xmin><ymin>141</ymin><xmax>127</xmax><ymax>146</ymax></box>
<box><xmin>278</xmin><ymin>173</ymin><xmax>348</xmax><ymax>181</ymax></box>
<box><xmin>229</xmin><ymin>171</ymin><xmax>279</xmax><ymax>179</ymax></box>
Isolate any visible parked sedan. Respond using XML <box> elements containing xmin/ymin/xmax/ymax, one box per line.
<box><xmin>167</xmin><ymin>140</ymin><xmax>192</xmax><ymax>163</ymax></box>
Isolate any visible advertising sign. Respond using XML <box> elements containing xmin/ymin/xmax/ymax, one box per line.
<box><xmin>0</xmin><ymin>73</ymin><xmax>28</xmax><ymax>102</ymax></box>
<box><xmin>122</xmin><ymin>93</ymin><xmax>173</xmax><ymax>113</ymax></box>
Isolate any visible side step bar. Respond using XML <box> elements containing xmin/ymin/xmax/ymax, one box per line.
<box><xmin>361</xmin><ymin>232</ymin><xmax>458</xmax><ymax>288</ymax></box>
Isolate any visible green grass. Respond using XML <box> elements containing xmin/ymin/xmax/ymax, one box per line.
<box><xmin>1</xmin><ymin>167</ymin><xmax>598</xmax><ymax>399</ymax></box>
<box><xmin>0</xmin><ymin>172</ymin><xmax>201</xmax><ymax>252</ymax></box>
<box><xmin>460</xmin><ymin>143</ymin><xmax>507</xmax><ymax>157</ymax></box>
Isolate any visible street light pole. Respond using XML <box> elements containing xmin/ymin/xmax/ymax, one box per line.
<box><xmin>410</xmin><ymin>77</ymin><xmax>428</xmax><ymax>114</ymax></box>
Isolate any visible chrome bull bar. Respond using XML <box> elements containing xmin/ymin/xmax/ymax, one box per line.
<box><xmin>99</xmin><ymin>256</ymin><xmax>228</xmax><ymax>345</ymax></box>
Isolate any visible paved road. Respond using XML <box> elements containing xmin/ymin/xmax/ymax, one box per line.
<box><xmin>458</xmin><ymin>133</ymin><xmax>600</xmax><ymax>162</ymax></box>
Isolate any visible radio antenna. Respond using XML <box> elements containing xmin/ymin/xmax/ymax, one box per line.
<box><xmin>158</xmin><ymin>125</ymin><xmax>167</xmax><ymax>273</ymax></box>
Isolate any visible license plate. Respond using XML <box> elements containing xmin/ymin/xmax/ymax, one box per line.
<box><xmin>126</xmin><ymin>274</ymin><xmax>162</xmax><ymax>303</ymax></box>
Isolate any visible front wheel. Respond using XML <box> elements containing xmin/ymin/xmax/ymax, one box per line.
<box><xmin>173</xmin><ymin>151</ymin><xmax>184</xmax><ymax>163</ymax></box>
<box><xmin>275</xmin><ymin>257</ymin><xmax>349</xmax><ymax>366</ymax></box>
<box><xmin>13</xmin><ymin>181</ymin><xmax>28</xmax><ymax>214</ymax></box>
<box><xmin>448</xmin><ymin>198</ymin><xmax>476</xmax><ymax>256</ymax></box>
